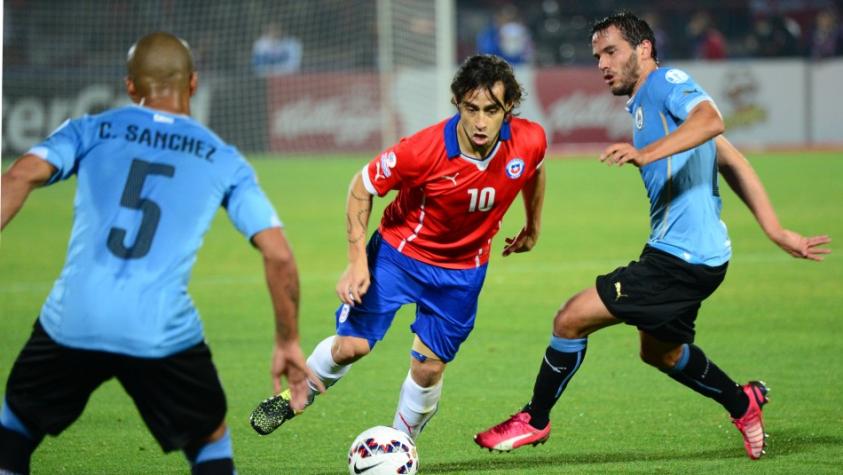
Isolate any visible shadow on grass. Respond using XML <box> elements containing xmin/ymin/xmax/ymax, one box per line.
<box><xmin>419</xmin><ymin>447</ymin><xmax>741</xmax><ymax>474</ymax></box>
<box><xmin>420</xmin><ymin>431</ymin><xmax>843</xmax><ymax>474</ymax></box>
<box><xmin>304</xmin><ymin>432</ymin><xmax>843</xmax><ymax>475</ymax></box>
<box><xmin>761</xmin><ymin>430</ymin><xmax>843</xmax><ymax>457</ymax></box>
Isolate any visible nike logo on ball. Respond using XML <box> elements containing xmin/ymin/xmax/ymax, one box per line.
<box><xmin>354</xmin><ymin>461</ymin><xmax>384</xmax><ymax>473</ymax></box>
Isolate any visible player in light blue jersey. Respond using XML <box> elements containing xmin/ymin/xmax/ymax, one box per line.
<box><xmin>0</xmin><ymin>32</ymin><xmax>319</xmax><ymax>475</ymax></box>
<box><xmin>476</xmin><ymin>12</ymin><xmax>831</xmax><ymax>460</ymax></box>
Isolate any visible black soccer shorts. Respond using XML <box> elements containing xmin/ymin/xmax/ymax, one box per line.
<box><xmin>595</xmin><ymin>245</ymin><xmax>728</xmax><ymax>343</ymax></box>
<box><xmin>4</xmin><ymin>320</ymin><xmax>227</xmax><ymax>452</ymax></box>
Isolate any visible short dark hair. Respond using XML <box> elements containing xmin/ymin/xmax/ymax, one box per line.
<box><xmin>450</xmin><ymin>54</ymin><xmax>523</xmax><ymax>116</ymax></box>
<box><xmin>592</xmin><ymin>12</ymin><xmax>658</xmax><ymax>62</ymax></box>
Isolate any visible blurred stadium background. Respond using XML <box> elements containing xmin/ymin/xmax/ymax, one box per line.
<box><xmin>3</xmin><ymin>0</ymin><xmax>843</xmax><ymax>158</ymax></box>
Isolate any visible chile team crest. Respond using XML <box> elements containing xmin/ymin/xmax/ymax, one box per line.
<box><xmin>505</xmin><ymin>158</ymin><xmax>525</xmax><ymax>179</ymax></box>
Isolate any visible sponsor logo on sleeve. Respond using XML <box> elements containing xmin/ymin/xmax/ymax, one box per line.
<box><xmin>379</xmin><ymin>151</ymin><xmax>397</xmax><ymax>178</ymax></box>
<box><xmin>505</xmin><ymin>158</ymin><xmax>525</xmax><ymax>179</ymax></box>
<box><xmin>665</xmin><ymin>69</ymin><xmax>689</xmax><ymax>84</ymax></box>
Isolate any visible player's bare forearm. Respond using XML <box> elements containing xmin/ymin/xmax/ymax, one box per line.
<box><xmin>638</xmin><ymin>101</ymin><xmax>725</xmax><ymax>166</ymax></box>
<box><xmin>522</xmin><ymin>165</ymin><xmax>545</xmax><ymax>235</ymax></box>
<box><xmin>253</xmin><ymin>228</ymin><xmax>301</xmax><ymax>343</ymax></box>
<box><xmin>346</xmin><ymin>172</ymin><xmax>373</xmax><ymax>261</ymax></box>
<box><xmin>716</xmin><ymin>136</ymin><xmax>831</xmax><ymax>260</ymax></box>
<box><xmin>1</xmin><ymin>154</ymin><xmax>55</xmax><ymax>230</ymax></box>
<box><xmin>337</xmin><ymin>173</ymin><xmax>374</xmax><ymax>304</ymax></box>
<box><xmin>715</xmin><ymin>136</ymin><xmax>783</xmax><ymax>237</ymax></box>
<box><xmin>503</xmin><ymin>166</ymin><xmax>546</xmax><ymax>256</ymax></box>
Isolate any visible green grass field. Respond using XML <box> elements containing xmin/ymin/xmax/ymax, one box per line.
<box><xmin>1</xmin><ymin>152</ymin><xmax>841</xmax><ymax>474</ymax></box>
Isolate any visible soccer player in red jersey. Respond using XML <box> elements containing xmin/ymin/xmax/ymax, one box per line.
<box><xmin>249</xmin><ymin>55</ymin><xmax>547</xmax><ymax>440</ymax></box>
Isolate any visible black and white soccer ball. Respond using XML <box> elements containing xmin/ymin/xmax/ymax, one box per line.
<box><xmin>347</xmin><ymin>426</ymin><xmax>418</xmax><ymax>474</ymax></box>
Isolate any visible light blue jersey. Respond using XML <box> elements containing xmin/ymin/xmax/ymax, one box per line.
<box><xmin>28</xmin><ymin>105</ymin><xmax>281</xmax><ymax>357</ymax></box>
<box><xmin>626</xmin><ymin>67</ymin><xmax>731</xmax><ymax>266</ymax></box>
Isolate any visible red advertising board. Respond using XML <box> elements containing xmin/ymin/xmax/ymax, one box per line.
<box><xmin>533</xmin><ymin>67</ymin><xmax>631</xmax><ymax>147</ymax></box>
<box><xmin>265</xmin><ymin>68</ymin><xmax>632</xmax><ymax>154</ymax></box>
<box><xmin>266</xmin><ymin>72</ymin><xmax>384</xmax><ymax>153</ymax></box>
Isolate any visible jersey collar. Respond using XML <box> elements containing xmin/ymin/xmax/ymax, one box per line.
<box><xmin>444</xmin><ymin>113</ymin><xmax>512</xmax><ymax>160</ymax></box>
<box><xmin>625</xmin><ymin>68</ymin><xmax>659</xmax><ymax>114</ymax></box>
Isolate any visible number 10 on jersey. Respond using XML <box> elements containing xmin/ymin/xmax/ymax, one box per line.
<box><xmin>468</xmin><ymin>187</ymin><xmax>495</xmax><ymax>212</ymax></box>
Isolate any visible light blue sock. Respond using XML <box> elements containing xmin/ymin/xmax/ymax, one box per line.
<box><xmin>186</xmin><ymin>428</ymin><xmax>233</xmax><ymax>465</ymax></box>
<box><xmin>1</xmin><ymin>398</ymin><xmax>33</xmax><ymax>440</ymax></box>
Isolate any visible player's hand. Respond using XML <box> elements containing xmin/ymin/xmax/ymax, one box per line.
<box><xmin>271</xmin><ymin>339</ymin><xmax>325</xmax><ymax>412</ymax></box>
<box><xmin>336</xmin><ymin>258</ymin><xmax>370</xmax><ymax>306</ymax></box>
<box><xmin>770</xmin><ymin>229</ymin><xmax>832</xmax><ymax>261</ymax></box>
<box><xmin>503</xmin><ymin>226</ymin><xmax>538</xmax><ymax>256</ymax></box>
<box><xmin>600</xmin><ymin>143</ymin><xmax>647</xmax><ymax>167</ymax></box>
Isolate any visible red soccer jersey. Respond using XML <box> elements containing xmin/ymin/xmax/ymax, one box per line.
<box><xmin>361</xmin><ymin>114</ymin><xmax>546</xmax><ymax>269</ymax></box>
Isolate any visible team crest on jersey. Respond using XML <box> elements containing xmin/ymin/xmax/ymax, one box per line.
<box><xmin>665</xmin><ymin>69</ymin><xmax>689</xmax><ymax>84</ymax></box>
<box><xmin>634</xmin><ymin>106</ymin><xmax>644</xmax><ymax>130</ymax></box>
<box><xmin>379</xmin><ymin>151</ymin><xmax>397</xmax><ymax>178</ymax></box>
<box><xmin>505</xmin><ymin>158</ymin><xmax>525</xmax><ymax>179</ymax></box>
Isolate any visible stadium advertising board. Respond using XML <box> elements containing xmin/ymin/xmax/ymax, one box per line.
<box><xmin>672</xmin><ymin>60</ymin><xmax>809</xmax><ymax>149</ymax></box>
<box><xmin>3</xmin><ymin>60</ymin><xmax>840</xmax><ymax>156</ymax></box>
<box><xmin>530</xmin><ymin>67</ymin><xmax>631</xmax><ymax>147</ymax></box>
<box><xmin>2</xmin><ymin>80</ymin><xmax>211</xmax><ymax>156</ymax></box>
<box><xmin>810</xmin><ymin>60</ymin><xmax>843</xmax><ymax>145</ymax></box>
<box><xmin>266</xmin><ymin>72</ymin><xmax>383</xmax><ymax>153</ymax></box>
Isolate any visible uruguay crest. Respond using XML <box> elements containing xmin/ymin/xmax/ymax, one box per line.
<box><xmin>505</xmin><ymin>158</ymin><xmax>525</xmax><ymax>179</ymax></box>
<box><xmin>635</xmin><ymin>106</ymin><xmax>644</xmax><ymax>130</ymax></box>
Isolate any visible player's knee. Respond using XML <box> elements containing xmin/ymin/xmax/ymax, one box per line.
<box><xmin>553</xmin><ymin>302</ymin><xmax>584</xmax><ymax>339</ymax></box>
<box><xmin>410</xmin><ymin>359</ymin><xmax>445</xmax><ymax>388</ymax></box>
<box><xmin>639</xmin><ymin>348</ymin><xmax>674</xmax><ymax>370</ymax></box>
<box><xmin>184</xmin><ymin>426</ymin><xmax>234</xmax><ymax>475</ymax></box>
<box><xmin>332</xmin><ymin>336</ymin><xmax>371</xmax><ymax>364</ymax></box>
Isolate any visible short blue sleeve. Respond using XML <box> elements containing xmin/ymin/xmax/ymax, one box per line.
<box><xmin>655</xmin><ymin>68</ymin><xmax>715</xmax><ymax>122</ymax></box>
<box><xmin>224</xmin><ymin>160</ymin><xmax>283</xmax><ymax>240</ymax></box>
<box><xmin>27</xmin><ymin>117</ymin><xmax>93</xmax><ymax>184</ymax></box>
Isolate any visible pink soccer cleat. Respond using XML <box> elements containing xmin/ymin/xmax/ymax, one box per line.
<box><xmin>731</xmin><ymin>381</ymin><xmax>770</xmax><ymax>460</ymax></box>
<box><xmin>474</xmin><ymin>411</ymin><xmax>551</xmax><ymax>452</ymax></box>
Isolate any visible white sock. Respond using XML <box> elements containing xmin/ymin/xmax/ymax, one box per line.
<box><xmin>392</xmin><ymin>371</ymin><xmax>443</xmax><ymax>440</ymax></box>
<box><xmin>305</xmin><ymin>336</ymin><xmax>351</xmax><ymax>405</ymax></box>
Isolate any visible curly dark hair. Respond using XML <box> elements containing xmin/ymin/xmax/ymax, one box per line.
<box><xmin>591</xmin><ymin>12</ymin><xmax>658</xmax><ymax>63</ymax></box>
<box><xmin>450</xmin><ymin>54</ymin><xmax>524</xmax><ymax>117</ymax></box>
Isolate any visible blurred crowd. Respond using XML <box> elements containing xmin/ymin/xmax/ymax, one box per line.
<box><xmin>3</xmin><ymin>0</ymin><xmax>842</xmax><ymax>77</ymax></box>
<box><xmin>2</xmin><ymin>0</ymin><xmax>377</xmax><ymax>74</ymax></box>
<box><xmin>461</xmin><ymin>0</ymin><xmax>843</xmax><ymax>65</ymax></box>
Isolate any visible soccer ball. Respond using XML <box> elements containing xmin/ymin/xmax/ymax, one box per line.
<box><xmin>347</xmin><ymin>426</ymin><xmax>418</xmax><ymax>474</ymax></box>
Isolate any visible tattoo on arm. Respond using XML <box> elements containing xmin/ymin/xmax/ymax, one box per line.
<box><xmin>350</xmin><ymin>190</ymin><xmax>370</xmax><ymax>202</ymax></box>
<box><xmin>347</xmin><ymin>190</ymin><xmax>371</xmax><ymax>244</ymax></box>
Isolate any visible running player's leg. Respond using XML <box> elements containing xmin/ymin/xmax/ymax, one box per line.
<box><xmin>526</xmin><ymin>287</ymin><xmax>620</xmax><ymax>429</ymax></box>
<box><xmin>308</xmin><ymin>233</ymin><xmax>418</xmax><ymax>404</ymax></box>
<box><xmin>183</xmin><ymin>424</ymin><xmax>234</xmax><ymax>475</ymax></box>
<box><xmin>0</xmin><ymin>401</ymin><xmax>42</xmax><ymax>475</ymax></box>
<box><xmin>393</xmin><ymin>258</ymin><xmax>487</xmax><ymax>440</ymax></box>
<box><xmin>393</xmin><ymin>336</ymin><xmax>445</xmax><ymax>440</ymax></box>
<box><xmin>640</xmin><ymin>332</ymin><xmax>748</xmax><ymax>417</ymax></box>
<box><xmin>1</xmin><ymin>321</ymin><xmax>111</xmax><ymax>474</ymax></box>
<box><xmin>640</xmin><ymin>331</ymin><xmax>768</xmax><ymax>459</ymax></box>
<box><xmin>116</xmin><ymin>342</ymin><xmax>232</xmax><ymax>474</ymax></box>
<box><xmin>619</xmin><ymin>247</ymin><xmax>766</xmax><ymax>459</ymax></box>
<box><xmin>474</xmin><ymin>287</ymin><xmax>619</xmax><ymax>451</ymax></box>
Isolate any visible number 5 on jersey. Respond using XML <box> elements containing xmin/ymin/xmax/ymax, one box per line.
<box><xmin>107</xmin><ymin>158</ymin><xmax>175</xmax><ymax>259</ymax></box>
<box><xmin>468</xmin><ymin>187</ymin><xmax>495</xmax><ymax>212</ymax></box>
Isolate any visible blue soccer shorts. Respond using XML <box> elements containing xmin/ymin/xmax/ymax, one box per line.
<box><xmin>335</xmin><ymin>232</ymin><xmax>488</xmax><ymax>363</ymax></box>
